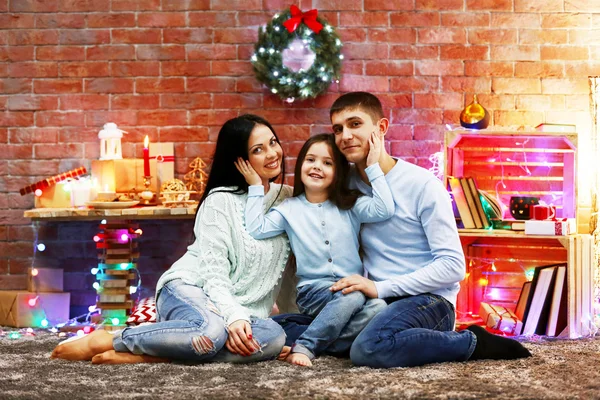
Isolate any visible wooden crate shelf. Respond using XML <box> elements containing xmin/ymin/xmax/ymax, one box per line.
<box><xmin>457</xmin><ymin>231</ymin><xmax>594</xmax><ymax>338</ymax></box>
<box><xmin>445</xmin><ymin>130</ymin><xmax>594</xmax><ymax>338</ymax></box>
<box><xmin>444</xmin><ymin>130</ymin><xmax>578</xmax><ymax>219</ymax></box>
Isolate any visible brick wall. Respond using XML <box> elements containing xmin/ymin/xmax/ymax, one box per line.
<box><xmin>1</xmin><ymin>0</ymin><xmax>599</xmax><ymax>315</ymax></box>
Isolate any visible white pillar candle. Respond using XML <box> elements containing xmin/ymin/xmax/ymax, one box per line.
<box><xmin>70</xmin><ymin>179</ymin><xmax>93</xmax><ymax>207</ymax></box>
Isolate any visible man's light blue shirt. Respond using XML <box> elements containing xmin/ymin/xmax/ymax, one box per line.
<box><xmin>349</xmin><ymin>159</ymin><xmax>465</xmax><ymax>307</ymax></box>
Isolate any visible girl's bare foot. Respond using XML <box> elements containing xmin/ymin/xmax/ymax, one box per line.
<box><xmin>286</xmin><ymin>352</ymin><xmax>313</xmax><ymax>367</ymax></box>
<box><xmin>277</xmin><ymin>346</ymin><xmax>291</xmax><ymax>361</ymax></box>
<box><xmin>92</xmin><ymin>350</ymin><xmax>170</xmax><ymax>364</ymax></box>
<box><xmin>50</xmin><ymin>330</ymin><xmax>114</xmax><ymax>361</ymax></box>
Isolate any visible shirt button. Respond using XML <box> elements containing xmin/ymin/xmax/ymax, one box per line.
<box><xmin>318</xmin><ymin>204</ymin><xmax>322</xmax><ymax>207</ymax></box>
<box><xmin>328</xmin><ymin>258</ymin><xmax>332</xmax><ymax>263</ymax></box>
<box><xmin>321</xmin><ymin>221</ymin><xmax>325</xmax><ymax>226</ymax></box>
<box><xmin>325</xmin><ymin>240</ymin><xmax>329</xmax><ymax>245</ymax></box>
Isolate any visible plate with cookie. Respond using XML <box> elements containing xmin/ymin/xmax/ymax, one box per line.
<box><xmin>86</xmin><ymin>200</ymin><xmax>140</xmax><ymax>209</ymax></box>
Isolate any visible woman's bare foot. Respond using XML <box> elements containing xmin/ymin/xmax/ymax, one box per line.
<box><xmin>286</xmin><ymin>352</ymin><xmax>313</xmax><ymax>367</ymax></box>
<box><xmin>277</xmin><ymin>346</ymin><xmax>291</xmax><ymax>361</ymax></box>
<box><xmin>92</xmin><ymin>350</ymin><xmax>170</xmax><ymax>365</ymax></box>
<box><xmin>50</xmin><ymin>330</ymin><xmax>114</xmax><ymax>361</ymax></box>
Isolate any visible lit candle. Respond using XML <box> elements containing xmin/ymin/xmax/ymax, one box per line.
<box><xmin>96</xmin><ymin>183</ymin><xmax>117</xmax><ymax>201</ymax></box>
<box><xmin>143</xmin><ymin>135</ymin><xmax>150</xmax><ymax>177</ymax></box>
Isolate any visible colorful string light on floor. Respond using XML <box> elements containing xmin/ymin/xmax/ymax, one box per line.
<box><xmin>3</xmin><ymin>222</ymin><xmax>133</xmax><ymax>341</ymax></box>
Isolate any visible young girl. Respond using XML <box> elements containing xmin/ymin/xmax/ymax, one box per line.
<box><xmin>235</xmin><ymin>133</ymin><xmax>393</xmax><ymax>367</ymax></box>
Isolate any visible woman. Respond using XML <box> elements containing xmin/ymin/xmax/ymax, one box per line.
<box><xmin>51</xmin><ymin>114</ymin><xmax>292</xmax><ymax>364</ymax></box>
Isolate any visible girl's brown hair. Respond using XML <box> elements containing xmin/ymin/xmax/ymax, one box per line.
<box><xmin>292</xmin><ymin>133</ymin><xmax>361</xmax><ymax>210</ymax></box>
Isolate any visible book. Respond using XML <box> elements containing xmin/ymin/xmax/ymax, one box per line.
<box><xmin>514</xmin><ymin>281</ymin><xmax>532</xmax><ymax>322</ymax></box>
<box><xmin>535</xmin><ymin>123</ymin><xmax>576</xmax><ymax>133</ymax></box>
<box><xmin>467</xmin><ymin>177</ymin><xmax>491</xmax><ymax>229</ymax></box>
<box><xmin>535</xmin><ymin>266</ymin><xmax>559</xmax><ymax>335</ymax></box>
<box><xmin>448</xmin><ymin>177</ymin><xmax>475</xmax><ymax>229</ymax></box>
<box><xmin>491</xmin><ymin>219</ymin><xmax>526</xmax><ymax>231</ymax></box>
<box><xmin>510</xmin><ymin>221</ymin><xmax>525</xmax><ymax>231</ymax></box>
<box><xmin>546</xmin><ymin>265</ymin><xmax>567</xmax><ymax>337</ymax></box>
<box><xmin>581</xmin><ymin>236</ymin><xmax>592</xmax><ymax>336</ymax></box>
<box><xmin>478</xmin><ymin>189</ymin><xmax>503</xmax><ymax>220</ymax></box>
<box><xmin>521</xmin><ymin>265</ymin><xmax>557</xmax><ymax>336</ymax></box>
<box><xmin>459</xmin><ymin>177</ymin><xmax>483</xmax><ymax>228</ymax></box>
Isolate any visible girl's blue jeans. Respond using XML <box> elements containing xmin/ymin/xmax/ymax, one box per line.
<box><xmin>112</xmin><ymin>279</ymin><xmax>286</xmax><ymax>363</ymax></box>
<box><xmin>291</xmin><ymin>280</ymin><xmax>387</xmax><ymax>360</ymax></box>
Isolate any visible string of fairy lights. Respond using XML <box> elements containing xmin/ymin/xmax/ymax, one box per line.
<box><xmin>430</xmin><ymin>136</ymin><xmax>600</xmax><ymax>333</ymax></box>
<box><xmin>3</xmin><ymin>137</ymin><xmax>597</xmax><ymax>338</ymax></box>
<box><xmin>1</xmin><ymin>220</ymin><xmax>142</xmax><ymax>340</ymax></box>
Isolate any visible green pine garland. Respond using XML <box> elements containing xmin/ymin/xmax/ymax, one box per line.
<box><xmin>252</xmin><ymin>10</ymin><xmax>343</xmax><ymax>101</ymax></box>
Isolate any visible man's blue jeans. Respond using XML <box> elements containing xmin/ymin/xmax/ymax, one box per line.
<box><xmin>275</xmin><ymin>293</ymin><xmax>477</xmax><ymax>367</ymax></box>
<box><xmin>292</xmin><ymin>280</ymin><xmax>387</xmax><ymax>359</ymax></box>
<box><xmin>350</xmin><ymin>294</ymin><xmax>477</xmax><ymax>368</ymax></box>
<box><xmin>112</xmin><ymin>279</ymin><xmax>286</xmax><ymax>363</ymax></box>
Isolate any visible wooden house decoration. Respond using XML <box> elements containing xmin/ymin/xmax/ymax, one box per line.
<box><xmin>184</xmin><ymin>157</ymin><xmax>208</xmax><ymax>196</ymax></box>
<box><xmin>98</xmin><ymin>123</ymin><xmax>127</xmax><ymax>160</ymax></box>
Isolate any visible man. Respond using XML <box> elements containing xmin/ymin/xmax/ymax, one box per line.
<box><xmin>328</xmin><ymin>92</ymin><xmax>531</xmax><ymax>368</ymax></box>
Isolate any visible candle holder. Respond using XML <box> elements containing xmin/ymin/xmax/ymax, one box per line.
<box><xmin>139</xmin><ymin>175</ymin><xmax>157</xmax><ymax>206</ymax></box>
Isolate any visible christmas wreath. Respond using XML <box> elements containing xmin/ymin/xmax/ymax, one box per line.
<box><xmin>251</xmin><ymin>6</ymin><xmax>343</xmax><ymax>101</ymax></box>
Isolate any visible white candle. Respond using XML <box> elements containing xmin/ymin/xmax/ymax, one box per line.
<box><xmin>95</xmin><ymin>183</ymin><xmax>117</xmax><ymax>201</ymax></box>
<box><xmin>96</xmin><ymin>191</ymin><xmax>117</xmax><ymax>201</ymax></box>
<box><xmin>70</xmin><ymin>178</ymin><xmax>92</xmax><ymax>207</ymax></box>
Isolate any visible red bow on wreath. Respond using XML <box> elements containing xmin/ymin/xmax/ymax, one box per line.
<box><xmin>283</xmin><ymin>5</ymin><xmax>323</xmax><ymax>34</ymax></box>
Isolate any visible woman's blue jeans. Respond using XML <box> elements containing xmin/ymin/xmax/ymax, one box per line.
<box><xmin>112</xmin><ymin>279</ymin><xmax>286</xmax><ymax>363</ymax></box>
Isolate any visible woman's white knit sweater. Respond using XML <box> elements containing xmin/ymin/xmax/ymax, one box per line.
<box><xmin>156</xmin><ymin>184</ymin><xmax>292</xmax><ymax>326</ymax></box>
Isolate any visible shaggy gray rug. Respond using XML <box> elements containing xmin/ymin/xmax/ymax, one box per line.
<box><xmin>1</xmin><ymin>329</ymin><xmax>600</xmax><ymax>399</ymax></box>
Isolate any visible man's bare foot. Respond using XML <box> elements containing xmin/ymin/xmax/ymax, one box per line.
<box><xmin>277</xmin><ymin>346</ymin><xmax>291</xmax><ymax>361</ymax></box>
<box><xmin>92</xmin><ymin>350</ymin><xmax>170</xmax><ymax>364</ymax></box>
<box><xmin>286</xmin><ymin>352</ymin><xmax>313</xmax><ymax>367</ymax></box>
<box><xmin>50</xmin><ymin>330</ymin><xmax>114</xmax><ymax>361</ymax></box>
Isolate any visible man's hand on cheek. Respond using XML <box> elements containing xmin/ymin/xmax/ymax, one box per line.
<box><xmin>330</xmin><ymin>274</ymin><xmax>378</xmax><ymax>298</ymax></box>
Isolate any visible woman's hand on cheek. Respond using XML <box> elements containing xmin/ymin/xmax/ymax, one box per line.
<box><xmin>234</xmin><ymin>158</ymin><xmax>262</xmax><ymax>186</ymax></box>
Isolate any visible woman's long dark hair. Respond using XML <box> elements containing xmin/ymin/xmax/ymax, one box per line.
<box><xmin>194</xmin><ymin>114</ymin><xmax>285</xmax><ymax>223</ymax></box>
<box><xmin>292</xmin><ymin>133</ymin><xmax>361</xmax><ymax>210</ymax></box>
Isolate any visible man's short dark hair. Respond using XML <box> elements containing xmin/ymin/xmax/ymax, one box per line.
<box><xmin>330</xmin><ymin>92</ymin><xmax>384</xmax><ymax>123</ymax></box>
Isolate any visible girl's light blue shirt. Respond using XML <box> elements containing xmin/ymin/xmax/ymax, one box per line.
<box><xmin>245</xmin><ymin>163</ymin><xmax>394</xmax><ymax>288</ymax></box>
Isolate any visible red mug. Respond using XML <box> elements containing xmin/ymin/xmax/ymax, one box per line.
<box><xmin>532</xmin><ymin>204</ymin><xmax>556</xmax><ymax>220</ymax></box>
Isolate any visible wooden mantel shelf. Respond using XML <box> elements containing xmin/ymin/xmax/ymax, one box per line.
<box><xmin>24</xmin><ymin>205</ymin><xmax>198</xmax><ymax>221</ymax></box>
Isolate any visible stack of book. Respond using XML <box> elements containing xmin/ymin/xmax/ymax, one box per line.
<box><xmin>448</xmin><ymin>176</ymin><xmax>493</xmax><ymax>229</ymax></box>
<box><xmin>447</xmin><ymin>176</ymin><xmax>530</xmax><ymax>230</ymax></box>
<box><xmin>515</xmin><ymin>263</ymin><xmax>568</xmax><ymax>337</ymax></box>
